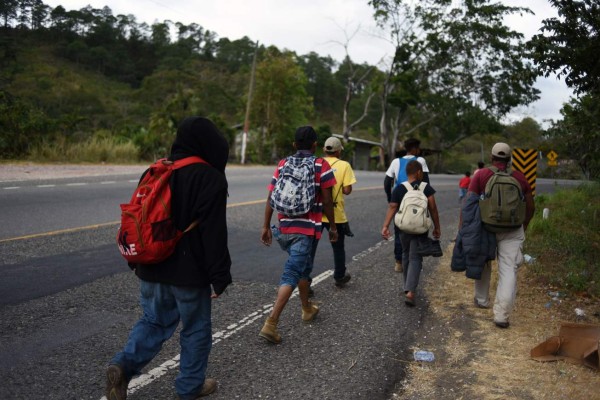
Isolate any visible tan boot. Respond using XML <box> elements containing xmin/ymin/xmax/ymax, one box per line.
<box><xmin>394</xmin><ymin>261</ymin><xmax>403</xmax><ymax>272</ymax></box>
<box><xmin>259</xmin><ymin>317</ymin><xmax>281</xmax><ymax>344</ymax></box>
<box><xmin>301</xmin><ymin>301</ymin><xmax>319</xmax><ymax>322</ymax></box>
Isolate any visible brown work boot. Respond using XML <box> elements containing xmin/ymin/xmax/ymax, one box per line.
<box><xmin>105</xmin><ymin>364</ymin><xmax>128</xmax><ymax>400</ymax></box>
<box><xmin>301</xmin><ymin>301</ymin><xmax>320</xmax><ymax>322</ymax></box>
<box><xmin>394</xmin><ymin>261</ymin><xmax>403</xmax><ymax>272</ymax></box>
<box><xmin>194</xmin><ymin>378</ymin><xmax>217</xmax><ymax>398</ymax></box>
<box><xmin>259</xmin><ymin>316</ymin><xmax>281</xmax><ymax>344</ymax></box>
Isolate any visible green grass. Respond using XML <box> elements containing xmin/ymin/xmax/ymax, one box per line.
<box><xmin>525</xmin><ymin>182</ymin><xmax>600</xmax><ymax>297</ymax></box>
<box><xmin>28</xmin><ymin>136</ymin><xmax>139</xmax><ymax>163</ymax></box>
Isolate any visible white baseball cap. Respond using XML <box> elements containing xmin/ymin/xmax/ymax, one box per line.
<box><xmin>491</xmin><ymin>142</ymin><xmax>511</xmax><ymax>158</ymax></box>
<box><xmin>324</xmin><ymin>137</ymin><xmax>344</xmax><ymax>152</ymax></box>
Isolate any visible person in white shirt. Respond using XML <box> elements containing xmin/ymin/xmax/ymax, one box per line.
<box><xmin>383</xmin><ymin>138</ymin><xmax>430</xmax><ymax>272</ymax></box>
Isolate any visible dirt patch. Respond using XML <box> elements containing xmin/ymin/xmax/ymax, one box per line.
<box><xmin>392</xmin><ymin>244</ymin><xmax>600</xmax><ymax>399</ymax></box>
<box><xmin>0</xmin><ymin>162</ymin><xmax>147</xmax><ymax>182</ymax></box>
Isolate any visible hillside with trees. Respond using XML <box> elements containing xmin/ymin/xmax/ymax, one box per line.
<box><xmin>0</xmin><ymin>0</ymin><xmax>597</xmax><ymax>179</ymax></box>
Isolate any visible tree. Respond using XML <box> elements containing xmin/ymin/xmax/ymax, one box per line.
<box><xmin>0</xmin><ymin>0</ymin><xmax>18</xmax><ymax>28</ymax></box>
<box><xmin>250</xmin><ymin>47</ymin><xmax>313</xmax><ymax>162</ymax></box>
<box><xmin>503</xmin><ymin>117</ymin><xmax>545</xmax><ymax>151</ymax></box>
<box><xmin>297</xmin><ymin>52</ymin><xmax>344</xmax><ymax>118</ymax></box>
<box><xmin>370</xmin><ymin>0</ymin><xmax>540</xmax><ymax>161</ymax></box>
<box><xmin>529</xmin><ymin>0</ymin><xmax>600</xmax><ymax>95</ymax></box>
<box><xmin>547</xmin><ymin>94</ymin><xmax>600</xmax><ymax>180</ymax></box>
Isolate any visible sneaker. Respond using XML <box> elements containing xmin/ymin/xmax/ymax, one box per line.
<box><xmin>259</xmin><ymin>317</ymin><xmax>282</xmax><ymax>344</ymax></box>
<box><xmin>404</xmin><ymin>291</ymin><xmax>416</xmax><ymax>307</ymax></box>
<box><xmin>495</xmin><ymin>320</ymin><xmax>510</xmax><ymax>329</ymax></box>
<box><xmin>301</xmin><ymin>301</ymin><xmax>319</xmax><ymax>322</ymax></box>
<box><xmin>334</xmin><ymin>274</ymin><xmax>351</xmax><ymax>287</ymax></box>
<box><xmin>417</xmin><ymin>238</ymin><xmax>443</xmax><ymax>257</ymax></box>
<box><xmin>394</xmin><ymin>261</ymin><xmax>403</xmax><ymax>272</ymax></box>
<box><xmin>105</xmin><ymin>364</ymin><xmax>128</xmax><ymax>400</ymax></box>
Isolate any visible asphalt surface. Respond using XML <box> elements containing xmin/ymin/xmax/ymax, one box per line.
<box><xmin>0</xmin><ymin>166</ymin><xmax>572</xmax><ymax>400</ymax></box>
<box><xmin>0</xmin><ymin>179</ymin><xmax>460</xmax><ymax>400</ymax></box>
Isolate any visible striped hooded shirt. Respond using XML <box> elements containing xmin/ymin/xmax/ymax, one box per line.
<box><xmin>268</xmin><ymin>151</ymin><xmax>336</xmax><ymax>239</ymax></box>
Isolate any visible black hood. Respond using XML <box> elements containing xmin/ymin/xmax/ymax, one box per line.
<box><xmin>170</xmin><ymin>116</ymin><xmax>229</xmax><ymax>173</ymax></box>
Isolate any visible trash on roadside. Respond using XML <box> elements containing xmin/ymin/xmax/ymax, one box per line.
<box><xmin>414</xmin><ymin>350</ymin><xmax>435</xmax><ymax>362</ymax></box>
<box><xmin>531</xmin><ymin>322</ymin><xmax>600</xmax><ymax>371</ymax></box>
<box><xmin>547</xmin><ymin>291</ymin><xmax>565</xmax><ymax>302</ymax></box>
<box><xmin>524</xmin><ymin>254</ymin><xmax>536</xmax><ymax>264</ymax></box>
<box><xmin>544</xmin><ymin>302</ymin><xmax>552</xmax><ymax>309</ymax></box>
<box><xmin>575</xmin><ymin>308</ymin><xmax>586</xmax><ymax>317</ymax></box>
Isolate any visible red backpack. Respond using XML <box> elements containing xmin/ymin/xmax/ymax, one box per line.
<box><xmin>117</xmin><ymin>156</ymin><xmax>207</xmax><ymax>264</ymax></box>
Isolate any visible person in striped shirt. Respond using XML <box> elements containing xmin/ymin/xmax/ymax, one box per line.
<box><xmin>259</xmin><ymin>126</ymin><xmax>337</xmax><ymax>344</ymax></box>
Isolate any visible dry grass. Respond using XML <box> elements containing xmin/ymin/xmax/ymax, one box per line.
<box><xmin>394</xmin><ymin>244</ymin><xmax>600</xmax><ymax>400</ymax></box>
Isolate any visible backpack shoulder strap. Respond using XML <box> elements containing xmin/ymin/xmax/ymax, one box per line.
<box><xmin>418</xmin><ymin>182</ymin><xmax>428</xmax><ymax>191</ymax></box>
<box><xmin>172</xmin><ymin>156</ymin><xmax>209</xmax><ymax>169</ymax></box>
<box><xmin>402</xmin><ymin>181</ymin><xmax>413</xmax><ymax>191</ymax></box>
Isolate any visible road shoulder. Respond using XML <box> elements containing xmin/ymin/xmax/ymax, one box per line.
<box><xmin>392</xmin><ymin>243</ymin><xmax>600</xmax><ymax>399</ymax></box>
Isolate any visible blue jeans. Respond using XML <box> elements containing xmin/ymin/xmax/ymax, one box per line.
<box><xmin>110</xmin><ymin>281</ymin><xmax>212</xmax><ymax>399</ymax></box>
<box><xmin>274</xmin><ymin>228</ymin><xmax>315</xmax><ymax>288</ymax></box>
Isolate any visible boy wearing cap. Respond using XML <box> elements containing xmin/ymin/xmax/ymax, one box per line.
<box><xmin>259</xmin><ymin>126</ymin><xmax>338</xmax><ymax>344</ymax></box>
<box><xmin>384</xmin><ymin>138</ymin><xmax>430</xmax><ymax>273</ymax></box>
<box><xmin>317</xmin><ymin>136</ymin><xmax>357</xmax><ymax>287</ymax></box>
<box><xmin>467</xmin><ymin>142</ymin><xmax>535</xmax><ymax>328</ymax></box>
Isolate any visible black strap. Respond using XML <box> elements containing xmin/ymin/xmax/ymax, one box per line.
<box><xmin>330</xmin><ymin>159</ymin><xmax>345</xmax><ymax>204</ymax></box>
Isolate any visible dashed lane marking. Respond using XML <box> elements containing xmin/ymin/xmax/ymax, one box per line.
<box><xmin>100</xmin><ymin>270</ymin><xmax>336</xmax><ymax>399</ymax></box>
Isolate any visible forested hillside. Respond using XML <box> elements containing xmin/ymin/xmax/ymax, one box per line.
<box><xmin>0</xmin><ymin>1</ymin><xmax>597</xmax><ymax>179</ymax></box>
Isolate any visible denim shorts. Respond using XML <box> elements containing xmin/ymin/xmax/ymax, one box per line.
<box><xmin>274</xmin><ymin>227</ymin><xmax>314</xmax><ymax>288</ymax></box>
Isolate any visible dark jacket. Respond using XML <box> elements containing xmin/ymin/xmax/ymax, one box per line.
<box><xmin>136</xmin><ymin>117</ymin><xmax>232</xmax><ymax>295</ymax></box>
<box><xmin>451</xmin><ymin>193</ymin><xmax>496</xmax><ymax>280</ymax></box>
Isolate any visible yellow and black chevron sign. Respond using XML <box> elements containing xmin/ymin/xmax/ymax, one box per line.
<box><xmin>512</xmin><ymin>148</ymin><xmax>537</xmax><ymax>196</ymax></box>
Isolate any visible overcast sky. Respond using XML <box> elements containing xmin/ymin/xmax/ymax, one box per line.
<box><xmin>43</xmin><ymin>0</ymin><xmax>573</xmax><ymax>126</ymax></box>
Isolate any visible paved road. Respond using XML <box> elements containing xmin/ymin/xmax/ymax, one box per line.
<box><xmin>0</xmin><ymin>167</ymin><xmax>576</xmax><ymax>399</ymax></box>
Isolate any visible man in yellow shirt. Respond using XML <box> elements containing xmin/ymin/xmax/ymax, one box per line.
<box><xmin>320</xmin><ymin>137</ymin><xmax>357</xmax><ymax>287</ymax></box>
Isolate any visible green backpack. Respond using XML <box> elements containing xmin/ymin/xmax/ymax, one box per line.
<box><xmin>479</xmin><ymin>166</ymin><xmax>526</xmax><ymax>232</ymax></box>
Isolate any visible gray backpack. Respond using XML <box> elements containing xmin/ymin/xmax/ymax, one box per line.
<box><xmin>479</xmin><ymin>166</ymin><xmax>526</xmax><ymax>232</ymax></box>
<box><xmin>269</xmin><ymin>156</ymin><xmax>316</xmax><ymax>216</ymax></box>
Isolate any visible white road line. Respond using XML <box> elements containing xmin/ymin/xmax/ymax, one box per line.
<box><xmin>100</xmin><ymin>181</ymin><xmax>116</xmax><ymax>184</ymax></box>
<box><xmin>66</xmin><ymin>182</ymin><xmax>87</xmax><ymax>186</ymax></box>
<box><xmin>99</xmin><ymin>270</ymin><xmax>335</xmax><ymax>400</ymax></box>
<box><xmin>3</xmin><ymin>187</ymin><xmax>19</xmax><ymax>190</ymax></box>
<box><xmin>37</xmin><ymin>184</ymin><xmax>55</xmax><ymax>188</ymax></box>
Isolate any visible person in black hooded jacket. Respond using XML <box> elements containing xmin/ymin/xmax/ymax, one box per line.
<box><xmin>106</xmin><ymin>117</ymin><xmax>232</xmax><ymax>400</ymax></box>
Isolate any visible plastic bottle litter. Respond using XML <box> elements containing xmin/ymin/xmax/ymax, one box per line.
<box><xmin>413</xmin><ymin>350</ymin><xmax>435</xmax><ymax>362</ymax></box>
<box><xmin>575</xmin><ymin>308</ymin><xmax>586</xmax><ymax>317</ymax></box>
<box><xmin>524</xmin><ymin>254</ymin><xmax>535</xmax><ymax>264</ymax></box>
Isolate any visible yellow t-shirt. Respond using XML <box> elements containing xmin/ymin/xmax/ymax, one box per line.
<box><xmin>322</xmin><ymin>157</ymin><xmax>357</xmax><ymax>224</ymax></box>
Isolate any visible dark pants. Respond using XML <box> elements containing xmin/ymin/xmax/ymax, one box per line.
<box><xmin>394</xmin><ymin>225</ymin><xmax>403</xmax><ymax>262</ymax></box>
<box><xmin>320</xmin><ymin>222</ymin><xmax>348</xmax><ymax>281</ymax></box>
<box><xmin>400</xmin><ymin>232</ymin><xmax>428</xmax><ymax>293</ymax></box>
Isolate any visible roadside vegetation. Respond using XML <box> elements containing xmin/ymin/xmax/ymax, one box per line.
<box><xmin>1</xmin><ymin>1</ymin><xmax>597</xmax><ymax>181</ymax></box>
<box><xmin>526</xmin><ymin>182</ymin><xmax>600</xmax><ymax>298</ymax></box>
<box><xmin>396</xmin><ymin>184</ymin><xmax>600</xmax><ymax>399</ymax></box>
